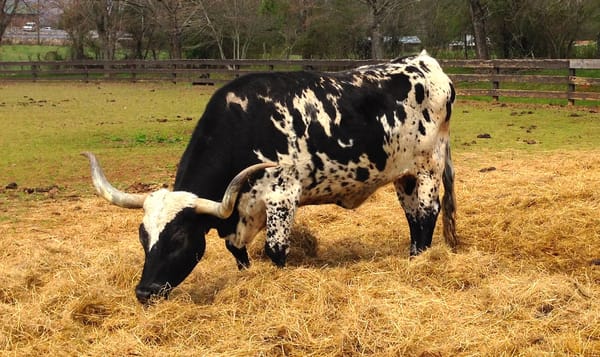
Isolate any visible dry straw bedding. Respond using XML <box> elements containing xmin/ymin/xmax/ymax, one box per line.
<box><xmin>1</xmin><ymin>150</ymin><xmax>599</xmax><ymax>356</ymax></box>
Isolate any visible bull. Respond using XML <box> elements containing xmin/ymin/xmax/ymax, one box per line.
<box><xmin>83</xmin><ymin>51</ymin><xmax>458</xmax><ymax>303</ymax></box>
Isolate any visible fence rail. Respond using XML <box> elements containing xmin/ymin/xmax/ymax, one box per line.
<box><xmin>1</xmin><ymin>58</ymin><xmax>599</xmax><ymax>104</ymax></box>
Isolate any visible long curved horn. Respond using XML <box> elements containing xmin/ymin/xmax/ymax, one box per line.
<box><xmin>81</xmin><ymin>152</ymin><xmax>147</xmax><ymax>209</ymax></box>
<box><xmin>194</xmin><ymin>162</ymin><xmax>276</xmax><ymax>218</ymax></box>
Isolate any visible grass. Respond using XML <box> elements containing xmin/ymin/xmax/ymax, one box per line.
<box><xmin>0</xmin><ymin>83</ymin><xmax>599</xmax><ymax>355</ymax></box>
<box><xmin>0</xmin><ymin>82</ymin><xmax>208</xmax><ymax>191</ymax></box>
<box><xmin>0</xmin><ymin>45</ymin><xmax>70</xmax><ymax>61</ymax></box>
<box><xmin>452</xmin><ymin>101</ymin><xmax>600</xmax><ymax>150</ymax></box>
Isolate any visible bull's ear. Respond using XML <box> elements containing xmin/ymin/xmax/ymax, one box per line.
<box><xmin>194</xmin><ymin>162</ymin><xmax>276</xmax><ymax>218</ymax></box>
<box><xmin>82</xmin><ymin>152</ymin><xmax>147</xmax><ymax>209</ymax></box>
<box><xmin>420</xmin><ymin>49</ymin><xmax>429</xmax><ymax>56</ymax></box>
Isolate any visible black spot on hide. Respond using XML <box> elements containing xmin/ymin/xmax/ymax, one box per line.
<box><xmin>445</xmin><ymin>84</ymin><xmax>456</xmax><ymax>122</ymax></box>
<box><xmin>414</xmin><ymin>83</ymin><xmax>425</xmax><ymax>104</ymax></box>
<box><xmin>422</xmin><ymin>109</ymin><xmax>431</xmax><ymax>122</ymax></box>
<box><xmin>307</xmin><ymin>152</ymin><xmax>325</xmax><ymax>190</ymax></box>
<box><xmin>388</xmin><ymin>73</ymin><xmax>411</xmax><ymax>102</ymax></box>
<box><xmin>302</xmin><ymin>81</ymin><xmax>390</xmax><ymax>172</ymax></box>
<box><xmin>305</xmin><ymin>103</ymin><xmax>318</xmax><ymax>122</ymax></box>
<box><xmin>405</xmin><ymin>66</ymin><xmax>425</xmax><ymax>78</ymax></box>
<box><xmin>418</xmin><ymin>121</ymin><xmax>426</xmax><ymax>136</ymax></box>
<box><xmin>355</xmin><ymin>167</ymin><xmax>370</xmax><ymax>182</ymax></box>
<box><xmin>396</xmin><ymin>106</ymin><xmax>407</xmax><ymax>124</ymax></box>
<box><xmin>398</xmin><ymin>175</ymin><xmax>417</xmax><ymax>196</ymax></box>
<box><xmin>391</xmin><ymin>54</ymin><xmax>415</xmax><ymax>64</ymax></box>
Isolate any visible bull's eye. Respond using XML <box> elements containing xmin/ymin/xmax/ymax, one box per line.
<box><xmin>169</xmin><ymin>231</ymin><xmax>186</xmax><ymax>248</ymax></box>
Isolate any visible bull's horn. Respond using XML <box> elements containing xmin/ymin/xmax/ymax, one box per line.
<box><xmin>82</xmin><ymin>152</ymin><xmax>147</xmax><ymax>209</ymax></box>
<box><xmin>194</xmin><ymin>162</ymin><xmax>276</xmax><ymax>218</ymax></box>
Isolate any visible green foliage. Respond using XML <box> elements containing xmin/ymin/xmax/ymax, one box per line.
<box><xmin>4</xmin><ymin>0</ymin><xmax>599</xmax><ymax>60</ymax></box>
<box><xmin>485</xmin><ymin>0</ymin><xmax>600</xmax><ymax>58</ymax></box>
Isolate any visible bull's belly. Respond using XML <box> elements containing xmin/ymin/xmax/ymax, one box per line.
<box><xmin>298</xmin><ymin>176</ymin><xmax>389</xmax><ymax>209</ymax></box>
<box><xmin>295</xmin><ymin>152</ymin><xmax>416</xmax><ymax>209</ymax></box>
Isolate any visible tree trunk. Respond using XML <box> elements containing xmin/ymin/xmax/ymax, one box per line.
<box><xmin>371</xmin><ymin>22</ymin><xmax>384</xmax><ymax>59</ymax></box>
<box><xmin>468</xmin><ymin>0</ymin><xmax>490</xmax><ymax>59</ymax></box>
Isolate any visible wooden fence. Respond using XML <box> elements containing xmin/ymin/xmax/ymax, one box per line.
<box><xmin>1</xmin><ymin>58</ymin><xmax>599</xmax><ymax>104</ymax></box>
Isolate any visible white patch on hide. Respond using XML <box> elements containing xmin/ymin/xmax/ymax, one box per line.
<box><xmin>337</xmin><ymin>138</ymin><xmax>354</xmax><ymax>148</ymax></box>
<box><xmin>142</xmin><ymin>189</ymin><xmax>198</xmax><ymax>251</ymax></box>
<box><xmin>226</xmin><ymin>92</ymin><xmax>248</xmax><ymax>112</ymax></box>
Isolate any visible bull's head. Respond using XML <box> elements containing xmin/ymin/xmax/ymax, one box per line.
<box><xmin>82</xmin><ymin>152</ymin><xmax>274</xmax><ymax>304</ymax></box>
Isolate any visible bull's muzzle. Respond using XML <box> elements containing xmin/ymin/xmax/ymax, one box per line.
<box><xmin>135</xmin><ymin>283</ymin><xmax>172</xmax><ymax>304</ymax></box>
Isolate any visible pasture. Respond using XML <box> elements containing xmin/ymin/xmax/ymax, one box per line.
<box><xmin>0</xmin><ymin>82</ymin><xmax>599</xmax><ymax>356</ymax></box>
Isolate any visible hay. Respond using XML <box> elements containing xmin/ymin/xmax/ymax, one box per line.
<box><xmin>1</xmin><ymin>149</ymin><xmax>599</xmax><ymax>355</ymax></box>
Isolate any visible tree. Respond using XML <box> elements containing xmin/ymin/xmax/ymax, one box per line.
<box><xmin>358</xmin><ymin>0</ymin><xmax>392</xmax><ymax>59</ymax></box>
<box><xmin>50</xmin><ymin>0</ymin><xmax>599</xmax><ymax>60</ymax></box>
<box><xmin>258</xmin><ymin>0</ymin><xmax>318</xmax><ymax>58</ymax></box>
<box><xmin>189</xmin><ymin>0</ymin><xmax>271</xmax><ymax>60</ymax></box>
<box><xmin>485</xmin><ymin>0</ymin><xmax>597</xmax><ymax>58</ymax></box>
<box><xmin>531</xmin><ymin>0</ymin><xmax>590</xmax><ymax>58</ymax></box>
<box><xmin>153</xmin><ymin>0</ymin><xmax>196</xmax><ymax>59</ymax></box>
<box><xmin>59</xmin><ymin>0</ymin><xmax>128</xmax><ymax>60</ymax></box>
<box><xmin>90</xmin><ymin>0</ymin><xmax>127</xmax><ymax>60</ymax></box>
<box><xmin>468</xmin><ymin>0</ymin><xmax>490</xmax><ymax>59</ymax></box>
<box><xmin>121</xmin><ymin>0</ymin><xmax>159</xmax><ymax>59</ymax></box>
<box><xmin>59</xmin><ymin>0</ymin><xmax>92</xmax><ymax>59</ymax></box>
<box><xmin>415</xmin><ymin>0</ymin><xmax>469</xmax><ymax>56</ymax></box>
<box><xmin>358</xmin><ymin>0</ymin><xmax>424</xmax><ymax>59</ymax></box>
<box><xmin>0</xmin><ymin>0</ymin><xmax>22</xmax><ymax>44</ymax></box>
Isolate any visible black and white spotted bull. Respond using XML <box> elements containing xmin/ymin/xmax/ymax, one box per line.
<box><xmin>83</xmin><ymin>50</ymin><xmax>458</xmax><ymax>303</ymax></box>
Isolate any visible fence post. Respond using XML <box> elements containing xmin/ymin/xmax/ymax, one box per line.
<box><xmin>31</xmin><ymin>63</ymin><xmax>38</xmax><ymax>82</ymax></box>
<box><xmin>131</xmin><ymin>62</ymin><xmax>137</xmax><ymax>82</ymax></box>
<box><xmin>568</xmin><ymin>66</ymin><xmax>576</xmax><ymax>106</ymax></box>
<box><xmin>492</xmin><ymin>65</ymin><xmax>500</xmax><ymax>102</ymax></box>
<box><xmin>172</xmin><ymin>63</ymin><xmax>177</xmax><ymax>84</ymax></box>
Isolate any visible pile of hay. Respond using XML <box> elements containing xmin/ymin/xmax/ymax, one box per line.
<box><xmin>1</xmin><ymin>150</ymin><xmax>598</xmax><ymax>355</ymax></box>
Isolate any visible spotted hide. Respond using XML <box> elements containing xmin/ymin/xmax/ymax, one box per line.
<box><xmin>84</xmin><ymin>50</ymin><xmax>457</xmax><ymax>303</ymax></box>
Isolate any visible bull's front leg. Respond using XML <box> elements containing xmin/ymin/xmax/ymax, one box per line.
<box><xmin>264</xmin><ymin>185</ymin><xmax>300</xmax><ymax>267</ymax></box>
<box><xmin>225</xmin><ymin>240</ymin><xmax>250</xmax><ymax>270</ymax></box>
<box><xmin>395</xmin><ymin>172</ymin><xmax>441</xmax><ymax>257</ymax></box>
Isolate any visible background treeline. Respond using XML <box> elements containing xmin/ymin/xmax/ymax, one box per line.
<box><xmin>7</xmin><ymin>0</ymin><xmax>600</xmax><ymax>60</ymax></box>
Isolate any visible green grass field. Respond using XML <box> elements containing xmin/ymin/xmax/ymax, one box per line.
<box><xmin>1</xmin><ymin>82</ymin><xmax>598</xmax><ymax>193</ymax></box>
<box><xmin>0</xmin><ymin>82</ymin><xmax>209</xmax><ymax>192</ymax></box>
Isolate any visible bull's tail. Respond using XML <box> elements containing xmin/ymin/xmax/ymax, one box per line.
<box><xmin>442</xmin><ymin>141</ymin><xmax>458</xmax><ymax>250</ymax></box>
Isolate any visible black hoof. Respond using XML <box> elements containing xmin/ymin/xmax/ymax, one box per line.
<box><xmin>265</xmin><ymin>242</ymin><xmax>287</xmax><ymax>268</ymax></box>
<box><xmin>226</xmin><ymin>241</ymin><xmax>251</xmax><ymax>270</ymax></box>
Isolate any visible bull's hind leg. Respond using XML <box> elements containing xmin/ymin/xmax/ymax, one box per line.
<box><xmin>395</xmin><ymin>172</ymin><xmax>441</xmax><ymax>256</ymax></box>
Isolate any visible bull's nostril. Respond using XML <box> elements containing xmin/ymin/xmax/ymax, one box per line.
<box><xmin>135</xmin><ymin>286</ymin><xmax>153</xmax><ymax>303</ymax></box>
<box><xmin>135</xmin><ymin>283</ymin><xmax>172</xmax><ymax>304</ymax></box>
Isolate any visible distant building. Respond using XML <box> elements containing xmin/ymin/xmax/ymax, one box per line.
<box><xmin>5</xmin><ymin>0</ymin><xmax>38</xmax><ymax>29</ymax></box>
<box><xmin>399</xmin><ymin>36</ymin><xmax>422</xmax><ymax>46</ymax></box>
<box><xmin>399</xmin><ymin>36</ymin><xmax>422</xmax><ymax>52</ymax></box>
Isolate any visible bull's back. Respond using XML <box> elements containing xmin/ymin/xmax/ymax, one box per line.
<box><xmin>192</xmin><ymin>54</ymin><xmax>453</xmax><ymax>208</ymax></box>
